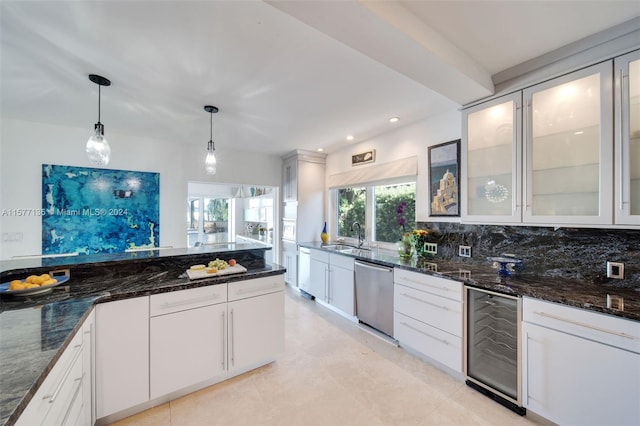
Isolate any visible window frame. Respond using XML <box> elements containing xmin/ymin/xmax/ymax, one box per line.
<box><xmin>332</xmin><ymin>178</ymin><xmax>416</xmax><ymax>250</ymax></box>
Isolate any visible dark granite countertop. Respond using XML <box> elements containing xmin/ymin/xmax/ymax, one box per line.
<box><xmin>299</xmin><ymin>242</ymin><xmax>640</xmax><ymax>323</ymax></box>
<box><xmin>0</xmin><ymin>244</ymin><xmax>285</xmax><ymax>426</ymax></box>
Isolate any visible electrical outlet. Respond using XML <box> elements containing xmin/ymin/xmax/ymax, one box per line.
<box><xmin>424</xmin><ymin>242</ymin><xmax>437</xmax><ymax>255</ymax></box>
<box><xmin>459</xmin><ymin>245</ymin><xmax>471</xmax><ymax>257</ymax></box>
<box><xmin>423</xmin><ymin>262</ymin><xmax>438</xmax><ymax>272</ymax></box>
<box><xmin>607</xmin><ymin>261</ymin><xmax>624</xmax><ymax>279</ymax></box>
<box><xmin>606</xmin><ymin>294</ymin><xmax>624</xmax><ymax>310</ymax></box>
<box><xmin>2</xmin><ymin>232</ymin><xmax>23</xmax><ymax>242</ymax></box>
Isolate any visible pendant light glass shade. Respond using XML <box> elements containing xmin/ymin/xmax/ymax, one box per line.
<box><xmin>205</xmin><ymin>140</ymin><xmax>217</xmax><ymax>175</ymax></box>
<box><xmin>86</xmin><ymin>123</ymin><xmax>111</xmax><ymax>166</ymax></box>
<box><xmin>204</xmin><ymin>105</ymin><xmax>219</xmax><ymax>175</ymax></box>
<box><xmin>86</xmin><ymin>74</ymin><xmax>112</xmax><ymax>166</ymax></box>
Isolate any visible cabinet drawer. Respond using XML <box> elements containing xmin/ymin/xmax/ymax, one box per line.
<box><xmin>523</xmin><ymin>297</ymin><xmax>640</xmax><ymax>354</ymax></box>
<box><xmin>17</xmin><ymin>329</ymin><xmax>84</xmax><ymax>425</ymax></box>
<box><xmin>394</xmin><ymin>268</ymin><xmax>462</xmax><ymax>301</ymax></box>
<box><xmin>228</xmin><ymin>275</ymin><xmax>285</xmax><ymax>301</ymax></box>
<box><xmin>395</xmin><ymin>284</ymin><xmax>462</xmax><ymax>337</ymax></box>
<box><xmin>310</xmin><ymin>248</ymin><xmax>330</xmax><ymax>263</ymax></box>
<box><xmin>150</xmin><ymin>284</ymin><xmax>227</xmax><ymax>316</ymax></box>
<box><xmin>329</xmin><ymin>253</ymin><xmax>354</xmax><ymax>270</ymax></box>
<box><xmin>394</xmin><ymin>312</ymin><xmax>462</xmax><ymax>373</ymax></box>
<box><xmin>42</xmin><ymin>348</ymin><xmax>84</xmax><ymax>426</ymax></box>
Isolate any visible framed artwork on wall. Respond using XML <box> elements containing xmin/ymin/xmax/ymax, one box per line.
<box><xmin>42</xmin><ymin>164</ymin><xmax>160</xmax><ymax>254</ymax></box>
<box><xmin>428</xmin><ymin>139</ymin><xmax>460</xmax><ymax>217</ymax></box>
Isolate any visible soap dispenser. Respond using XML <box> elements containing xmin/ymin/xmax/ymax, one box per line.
<box><xmin>321</xmin><ymin>222</ymin><xmax>329</xmax><ymax>244</ymax></box>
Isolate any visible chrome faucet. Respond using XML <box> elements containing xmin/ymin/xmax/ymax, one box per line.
<box><xmin>350</xmin><ymin>221</ymin><xmax>363</xmax><ymax>248</ymax></box>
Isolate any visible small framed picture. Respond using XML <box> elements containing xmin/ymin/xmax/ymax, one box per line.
<box><xmin>428</xmin><ymin>139</ymin><xmax>460</xmax><ymax>217</ymax></box>
<box><xmin>351</xmin><ymin>150</ymin><xmax>375</xmax><ymax>166</ymax></box>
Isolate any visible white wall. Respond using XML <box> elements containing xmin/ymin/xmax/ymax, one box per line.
<box><xmin>0</xmin><ymin>118</ymin><xmax>282</xmax><ymax>259</ymax></box>
<box><xmin>325</xmin><ymin>109</ymin><xmax>461</xmax><ymax>223</ymax></box>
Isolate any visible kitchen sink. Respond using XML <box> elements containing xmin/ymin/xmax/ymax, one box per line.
<box><xmin>322</xmin><ymin>244</ymin><xmax>371</xmax><ymax>256</ymax></box>
<box><xmin>322</xmin><ymin>244</ymin><xmax>358</xmax><ymax>251</ymax></box>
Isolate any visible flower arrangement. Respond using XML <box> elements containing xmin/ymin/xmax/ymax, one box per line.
<box><xmin>396</xmin><ymin>202</ymin><xmax>414</xmax><ymax>259</ymax></box>
<box><xmin>412</xmin><ymin>229</ymin><xmax>430</xmax><ymax>257</ymax></box>
<box><xmin>396</xmin><ymin>201</ymin><xmax>408</xmax><ymax>230</ymax></box>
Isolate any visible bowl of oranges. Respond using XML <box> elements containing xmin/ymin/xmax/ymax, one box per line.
<box><xmin>0</xmin><ymin>272</ymin><xmax>69</xmax><ymax>296</ymax></box>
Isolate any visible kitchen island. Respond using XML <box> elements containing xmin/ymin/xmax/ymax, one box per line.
<box><xmin>0</xmin><ymin>243</ymin><xmax>286</xmax><ymax>426</ymax></box>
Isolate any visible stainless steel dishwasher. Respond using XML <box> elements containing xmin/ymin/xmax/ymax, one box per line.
<box><xmin>354</xmin><ymin>260</ymin><xmax>394</xmax><ymax>337</ymax></box>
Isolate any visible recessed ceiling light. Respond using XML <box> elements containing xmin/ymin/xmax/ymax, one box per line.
<box><xmin>389</xmin><ymin>117</ymin><xmax>400</xmax><ymax>123</ymax></box>
<box><xmin>346</xmin><ymin>135</ymin><xmax>354</xmax><ymax>141</ymax></box>
<box><xmin>574</xmin><ymin>131</ymin><xmax>584</xmax><ymax>135</ymax></box>
<box><xmin>317</xmin><ymin>148</ymin><xmax>324</xmax><ymax>152</ymax></box>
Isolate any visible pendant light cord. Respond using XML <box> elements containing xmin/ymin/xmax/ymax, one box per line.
<box><xmin>209</xmin><ymin>110</ymin><xmax>213</xmax><ymax>141</ymax></box>
<box><xmin>98</xmin><ymin>85</ymin><xmax>101</xmax><ymax>123</ymax></box>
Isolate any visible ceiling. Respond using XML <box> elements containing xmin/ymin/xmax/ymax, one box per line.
<box><xmin>1</xmin><ymin>1</ymin><xmax>638</xmax><ymax>156</ymax></box>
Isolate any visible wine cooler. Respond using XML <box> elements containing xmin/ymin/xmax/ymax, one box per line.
<box><xmin>464</xmin><ymin>286</ymin><xmax>525</xmax><ymax>415</ymax></box>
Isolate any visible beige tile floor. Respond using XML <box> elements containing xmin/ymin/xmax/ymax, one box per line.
<box><xmin>111</xmin><ymin>286</ymin><xmax>542</xmax><ymax>426</ymax></box>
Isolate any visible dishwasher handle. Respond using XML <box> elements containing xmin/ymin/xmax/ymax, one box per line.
<box><xmin>354</xmin><ymin>260</ymin><xmax>393</xmax><ymax>273</ymax></box>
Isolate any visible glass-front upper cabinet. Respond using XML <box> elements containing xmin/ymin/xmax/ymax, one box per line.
<box><xmin>523</xmin><ymin>61</ymin><xmax>613</xmax><ymax>225</ymax></box>
<box><xmin>615</xmin><ymin>50</ymin><xmax>640</xmax><ymax>225</ymax></box>
<box><xmin>462</xmin><ymin>92</ymin><xmax>522</xmax><ymax>223</ymax></box>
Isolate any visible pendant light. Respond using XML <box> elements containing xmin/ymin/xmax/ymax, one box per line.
<box><xmin>86</xmin><ymin>74</ymin><xmax>112</xmax><ymax>166</ymax></box>
<box><xmin>204</xmin><ymin>105</ymin><xmax>218</xmax><ymax>175</ymax></box>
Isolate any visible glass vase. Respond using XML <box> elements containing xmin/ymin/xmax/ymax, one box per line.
<box><xmin>397</xmin><ymin>232</ymin><xmax>414</xmax><ymax>259</ymax></box>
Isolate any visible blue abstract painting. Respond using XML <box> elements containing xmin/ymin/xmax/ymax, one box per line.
<box><xmin>42</xmin><ymin>164</ymin><xmax>160</xmax><ymax>254</ymax></box>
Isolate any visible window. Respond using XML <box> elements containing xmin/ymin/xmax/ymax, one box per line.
<box><xmin>374</xmin><ymin>182</ymin><xmax>415</xmax><ymax>243</ymax></box>
<box><xmin>335</xmin><ymin>181</ymin><xmax>415</xmax><ymax>245</ymax></box>
<box><xmin>337</xmin><ymin>187</ymin><xmax>365</xmax><ymax>238</ymax></box>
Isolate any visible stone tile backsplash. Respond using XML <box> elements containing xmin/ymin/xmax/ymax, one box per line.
<box><xmin>416</xmin><ymin>222</ymin><xmax>640</xmax><ymax>287</ymax></box>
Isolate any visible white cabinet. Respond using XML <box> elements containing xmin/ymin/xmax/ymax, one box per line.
<box><xmin>298</xmin><ymin>246</ymin><xmax>311</xmax><ymax>293</ymax></box>
<box><xmin>308</xmin><ymin>248</ymin><xmax>328</xmax><ymax>300</ymax></box>
<box><xmin>327</xmin><ymin>253</ymin><xmax>355</xmax><ymax>316</ymax></box>
<box><xmin>615</xmin><ymin>49</ymin><xmax>640</xmax><ymax>225</ymax></box>
<box><xmin>227</xmin><ymin>276</ymin><xmax>285</xmax><ymax>372</ymax></box>
<box><xmin>462</xmin><ymin>91</ymin><xmax>522</xmax><ymax>223</ymax></box>
<box><xmin>149</xmin><ymin>285</ymin><xmax>227</xmax><ymax>399</ymax></box>
<box><xmin>18</xmin><ymin>311</ymin><xmax>94</xmax><ymax>426</ymax></box>
<box><xmin>95</xmin><ymin>296</ymin><xmax>149</xmax><ymax>420</ymax></box>
<box><xmin>522</xmin><ymin>297</ymin><xmax>640</xmax><ymax>425</ymax></box>
<box><xmin>523</xmin><ymin>61</ymin><xmax>613</xmax><ymax>224</ymax></box>
<box><xmin>282</xmin><ymin>241</ymin><xmax>297</xmax><ymax>286</ymax></box>
<box><xmin>463</xmin><ymin>60</ymin><xmax>620</xmax><ymax>226</ymax></box>
<box><xmin>393</xmin><ymin>269</ymin><xmax>463</xmax><ymax>373</ymax></box>
<box><xmin>282</xmin><ymin>156</ymin><xmax>298</xmax><ymax>202</ymax></box>
<box><xmin>306</xmin><ymin>249</ymin><xmax>355</xmax><ymax>317</ymax></box>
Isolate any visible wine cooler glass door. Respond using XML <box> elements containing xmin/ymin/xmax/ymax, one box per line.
<box><xmin>465</xmin><ymin>287</ymin><xmax>521</xmax><ymax>404</ymax></box>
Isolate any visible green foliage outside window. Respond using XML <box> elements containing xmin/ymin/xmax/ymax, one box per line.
<box><xmin>337</xmin><ymin>188</ymin><xmax>365</xmax><ymax>238</ymax></box>
<box><xmin>375</xmin><ymin>183</ymin><xmax>415</xmax><ymax>242</ymax></box>
<box><xmin>336</xmin><ymin>182</ymin><xmax>415</xmax><ymax>243</ymax></box>
<box><xmin>205</xmin><ymin>198</ymin><xmax>228</xmax><ymax>221</ymax></box>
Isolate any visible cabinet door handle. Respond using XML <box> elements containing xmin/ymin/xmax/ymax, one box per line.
<box><xmin>523</xmin><ymin>99</ymin><xmax>531</xmax><ymax>212</ymax></box>
<box><xmin>45</xmin><ymin>344</ymin><xmax>83</xmax><ymax>403</ymax></box>
<box><xmin>60</xmin><ymin>375</ymin><xmax>84</xmax><ymax>425</ymax></box>
<box><xmin>159</xmin><ymin>293</ymin><xmax>221</xmax><ymax>310</ymax></box>
<box><xmin>230</xmin><ymin>308</ymin><xmax>235</xmax><ymax>367</ymax></box>
<box><xmin>400</xmin><ymin>321</ymin><xmax>449</xmax><ymax>345</ymax></box>
<box><xmin>619</xmin><ymin>67</ymin><xmax>625</xmax><ymax>210</ymax></box>
<box><xmin>235</xmin><ymin>282</ymin><xmax>281</xmax><ymax>296</ymax></box>
<box><xmin>221</xmin><ymin>311</ymin><xmax>226</xmax><ymax>370</ymax></box>
<box><xmin>402</xmin><ymin>277</ymin><xmax>454</xmax><ymax>293</ymax></box>
<box><xmin>400</xmin><ymin>292</ymin><xmax>450</xmax><ymax>311</ymax></box>
<box><xmin>325</xmin><ymin>267</ymin><xmax>330</xmax><ymax>303</ymax></box>
<box><xmin>533</xmin><ymin>311</ymin><xmax>636</xmax><ymax>339</ymax></box>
